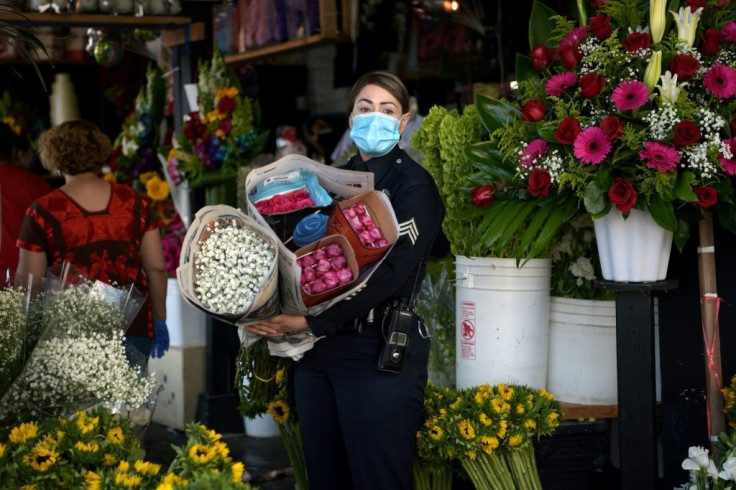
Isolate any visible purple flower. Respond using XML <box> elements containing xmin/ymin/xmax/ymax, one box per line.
<box><xmin>166</xmin><ymin>158</ymin><xmax>183</xmax><ymax>186</ymax></box>
<box><xmin>721</xmin><ymin>21</ymin><xmax>736</xmax><ymax>42</ymax></box>
<box><xmin>561</xmin><ymin>27</ymin><xmax>588</xmax><ymax>47</ymax></box>
<box><xmin>573</xmin><ymin>127</ymin><xmax>611</xmax><ymax>164</ymax></box>
<box><xmin>639</xmin><ymin>141</ymin><xmax>680</xmax><ymax>172</ymax></box>
<box><xmin>611</xmin><ymin>80</ymin><xmax>649</xmax><ymax>111</ymax></box>
<box><xmin>719</xmin><ymin>138</ymin><xmax>736</xmax><ymax>176</ymax></box>
<box><xmin>546</xmin><ymin>72</ymin><xmax>579</xmax><ymax>96</ymax></box>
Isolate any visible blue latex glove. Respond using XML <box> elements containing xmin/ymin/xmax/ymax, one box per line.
<box><xmin>151</xmin><ymin>318</ymin><xmax>170</xmax><ymax>358</ymax></box>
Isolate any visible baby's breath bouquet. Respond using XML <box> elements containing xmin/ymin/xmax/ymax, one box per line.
<box><xmin>163</xmin><ymin>48</ymin><xmax>269</xmax><ymax>190</ymax></box>
<box><xmin>0</xmin><ymin>283</ymin><xmax>37</xmax><ymax>400</ymax></box>
<box><xmin>416</xmin><ymin>382</ymin><xmax>562</xmax><ymax>490</ymax></box>
<box><xmin>469</xmin><ymin>0</ymin><xmax>736</xmax><ymax>254</ymax></box>
<box><xmin>0</xmin><ymin>278</ymin><xmax>155</xmax><ymax>425</ymax></box>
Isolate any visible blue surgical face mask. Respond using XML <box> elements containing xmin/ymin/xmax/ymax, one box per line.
<box><xmin>349</xmin><ymin>112</ymin><xmax>401</xmax><ymax>157</ymax></box>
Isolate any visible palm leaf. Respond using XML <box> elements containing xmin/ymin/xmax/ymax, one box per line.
<box><xmin>475</xmin><ymin>94</ymin><xmax>520</xmax><ymax>135</ymax></box>
<box><xmin>0</xmin><ymin>9</ymin><xmax>49</xmax><ymax>90</ymax></box>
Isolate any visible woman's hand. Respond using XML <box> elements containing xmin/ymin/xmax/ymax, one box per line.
<box><xmin>244</xmin><ymin>314</ymin><xmax>308</xmax><ymax>338</ymax></box>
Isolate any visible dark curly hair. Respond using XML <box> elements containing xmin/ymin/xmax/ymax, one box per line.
<box><xmin>38</xmin><ymin>120</ymin><xmax>112</xmax><ymax>175</ymax></box>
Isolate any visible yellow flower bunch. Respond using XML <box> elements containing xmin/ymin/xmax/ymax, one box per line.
<box><xmin>416</xmin><ymin>382</ymin><xmax>563</xmax><ymax>490</ymax></box>
<box><xmin>722</xmin><ymin>374</ymin><xmax>736</xmax><ymax>430</ymax></box>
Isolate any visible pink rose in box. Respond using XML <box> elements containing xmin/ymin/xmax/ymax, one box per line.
<box><xmin>298</xmin><ymin>241</ymin><xmax>354</xmax><ymax>297</ymax></box>
<box><xmin>341</xmin><ymin>203</ymin><xmax>388</xmax><ymax>250</ymax></box>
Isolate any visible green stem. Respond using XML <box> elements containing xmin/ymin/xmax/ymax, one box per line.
<box><xmin>525</xmin><ymin>444</ymin><xmax>543</xmax><ymax>490</ymax></box>
<box><xmin>413</xmin><ymin>459</ymin><xmax>429</xmax><ymax>490</ymax></box>
<box><xmin>462</xmin><ymin>459</ymin><xmax>493</xmax><ymax>490</ymax></box>
<box><xmin>486</xmin><ymin>452</ymin><xmax>514</xmax><ymax>489</ymax></box>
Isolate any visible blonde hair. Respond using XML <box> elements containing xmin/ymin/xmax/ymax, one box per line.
<box><xmin>38</xmin><ymin>120</ymin><xmax>112</xmax><ymax>175</ymax></box>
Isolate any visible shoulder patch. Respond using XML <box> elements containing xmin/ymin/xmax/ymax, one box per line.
<box><xmin>398</xmin><ymin>218</ymin><xmax>419</xmax><ymax>245</ymax></box>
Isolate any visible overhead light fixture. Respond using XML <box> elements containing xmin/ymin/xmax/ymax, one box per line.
<box><xmin>444</xmin><ymin>1</ymin><xmax>459</xmax><ymax>11</ymax></box>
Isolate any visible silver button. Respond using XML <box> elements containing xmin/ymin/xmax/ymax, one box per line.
<box><xmin>396</xmin><ymin>158</ymin><xmax>402</xmax><ymax>163</ymax></box>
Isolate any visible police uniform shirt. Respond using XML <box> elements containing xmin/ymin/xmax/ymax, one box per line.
<box><xmin>306</xmin><ymin>145</ymin><xmax>446</xmax><ymax>336</ymax></box>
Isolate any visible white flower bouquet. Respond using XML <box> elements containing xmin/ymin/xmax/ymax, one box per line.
<box><xmin>0</xmin><ymin>273</ymin><xmax>156</xmax><ymax>425</ymax></box>
<box><xmin>177</xmin><ymin>204</ymin><xmax>280</xmax><ymax>323</ymax></box>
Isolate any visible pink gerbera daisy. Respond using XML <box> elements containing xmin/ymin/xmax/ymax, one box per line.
<box><xmin>703</xmin><ymin>63</ymin><xmax>736</xmax><ymax>99</ymax></box>
<box><xmin>545</xmin><ymin>72</ymin><xmax>579</xmax><ymax>96</ymax></box>
<box><xmin>638</xmin><ymin>141</ymin><xmax>680</xmax><ymax>172</ymax></box>
<box><xmin>560</xmin><ymin>27</ymin><xmax>588</xmax><ymax>47</ymax></box>
<box><xmin>719</xmin><ymin>138</ymin><xmax>736</xmax><ymax>176</ymax></box>
<box><xmin>519</xmin><ymin>138</ymin><xmax>549</xmax><ymax>170</ymax></box>
<box><xmin>722</xmin><ymin>22</ymin><xmax>736</xmax><ymax>42</ymax></box>
<box><xmin>611</xmin><ymin>80</ymin><xmax>649</xmax><ymax>111</ymax></box>
<box><xmin>573</xmin><ymin>127</ymin><xmax>611</xmax><ymax>164</ymax></box>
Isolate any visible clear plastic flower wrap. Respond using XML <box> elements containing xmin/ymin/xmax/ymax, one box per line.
<box><xmin>0</xmin><ymin>265</ymin><xmax>156</xmax><ymax>425</ymax></box>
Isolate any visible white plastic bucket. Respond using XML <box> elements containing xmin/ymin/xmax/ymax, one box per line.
<box><xmin>243</xmin><ymin>413</ymin><xmax>280</xmax><ymax>438</ymax></box>
<box><xmin>455</xmin><ymin>256</ymin><xmax>551</xmax><ymax>390</ymax></box>
<box><xmin>547</xmin><ymin>297</ymin><xmax>617</xmax><ymax>405</ymax></box>
<box><xmin>594</xmin><ymin>208</ymin><xmax>673</xmax><ymax>282</ymax></box>
<box><xmin>166</xmin><ymin>277</ymin><xmax>207</xmax><ymax>347</ymax></box>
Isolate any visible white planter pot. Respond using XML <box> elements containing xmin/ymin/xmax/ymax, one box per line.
<box><xmin>547</xmin><ymin>297</ymin><xmax>617</xmax><ymax>405</ymax></box>
<box><xmin>593</xmin><ymin>208</ymin><xmax>673</xmax><ymax>282</ymax></box>
<box><xmin>243</xmin><ymin>413</ymin><xmax>280</xmax><ymax>438</ymax></box>
<box><xmin>455</xmin><ymin>256</ymin><xmax>551</xmax><ymax>390</ymax></box>
<box><xmin>166</xmin><ymin>277</ymin><xmax>207</xmax><ymax>347</ymax></box>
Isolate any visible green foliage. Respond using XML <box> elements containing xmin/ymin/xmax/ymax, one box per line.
<box><xmin>600</xmin><ymin>0</ymin><xmax>648</xmax><ymax>30</ymax></box>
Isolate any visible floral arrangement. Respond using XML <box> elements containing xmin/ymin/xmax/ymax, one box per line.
<box><xmin>550</xmin><ymin>213</ymin><xmax>614</xmax><ymax>300</ymax></box>
<box><xmin>468</xmin><ymin>0</ymin><xmax>736</xmax><ymax>255</ymax></box>
<box><xmin>0</xmin><ymin>280</ymin><xmax>155</xmax><ymax>425</ymax></box>
<box><xmin>106</xmin><ymin>63</ymin><xmax>185</xmax><ymax>278</ymax></box>
<box><xmin>680</xmin><ymin>432</ymin><xmax>736</xmax><ymax>489</ymax></box>
<box><xmin>193</xmin><ymin>217</ymin><xmax>277</xmax><ymax>315</ymax></box>
<box><xmin>415</xmin><ymin>382</ymin><xmax>562</xmax><ymax>490</ymax></box>
<box><xmin>164</xmin><ymin>48</ymin><xmax>268</xmax><ymax>190</ymax></box>
<box><xmin>0</xmin><ymin>408</ymin><xmax>254</xmax><ymax>489</ymax></box>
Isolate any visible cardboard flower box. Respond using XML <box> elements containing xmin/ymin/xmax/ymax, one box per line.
<box><xmin>295</xmin><ymin>234</ymin><xmax>359</xmax><ymax>307</ymax></box>
<box><xmin>327</xmin><ymin>190</ymin><xmax>398</xmax><ymax>269</ymax></box>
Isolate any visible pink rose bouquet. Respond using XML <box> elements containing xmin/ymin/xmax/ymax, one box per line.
<box><xmin>468</xmin><ymin>0</ymin><xmax>736</xmax><ymax>251</ymax></box>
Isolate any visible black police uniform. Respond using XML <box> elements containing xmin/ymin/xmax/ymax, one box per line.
<box><xmin>294</xmin><ymin>145</ymin><xmax>446</xmax><ymax>490</ymax></box>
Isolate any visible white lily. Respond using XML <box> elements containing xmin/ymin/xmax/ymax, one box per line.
<box><xmin>719</xmin><ymin>456</ymin><xmax>736</xmax><ymax>480</ymax></box>
<box><xmin>656</xmin><ymin>71</ymin><xmax>684</xmax><ymax>104</ymax></box>
<box><xmin>121</xmin><ymin>136</ymin><xmax>139</xmax><ymax>157</ymax></box>
<box><xmin>650</xmin><ymin>0</ymin><xmax>667</xmax><ymax>44</ymax></box>
<box><xmin>644</xmin><ymin>50</ymin><xmax>663</xmax><ymax>92</ymax></box>
<box><xmin>670</xmin><ymin>6</ymin><xmax>703</xmax><ymax>48</ymax></box>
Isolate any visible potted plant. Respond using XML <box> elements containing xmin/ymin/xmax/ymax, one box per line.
<box><xmin>470</xmin><ymin>0</ymin><xmax>736</xmax><ymax>282</ymax></box>
<box><xmin>413</xmin><ymin>104</ymin><xmax>570</xmax><ymax>390</ymax></box>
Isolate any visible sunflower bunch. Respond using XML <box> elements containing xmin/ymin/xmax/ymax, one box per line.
<box><xmin>165</xmin><ymin>422</ymin><xmax>251</xmax><ymax>489</ymax></box>
<box><xmin>0</xmin><ymin>408</ymin><xmax>143</xmax><ymax>488</ymax></box>
<box><xmin>416</xmin><ymin>383</ymin><xmax>562</xmax><ymax>490</ymax></box>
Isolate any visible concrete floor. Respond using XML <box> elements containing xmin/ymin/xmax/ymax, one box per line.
<box><xmin>143</xmin><ymin>422</ymin><xmax>297</xmax><ymax>490</ymax></box>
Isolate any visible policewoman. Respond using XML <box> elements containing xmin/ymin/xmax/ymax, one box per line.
<box><xmin>245</xmin><ymin>71</ymin><xmax>446</xmax><ymax>490</ymax></box>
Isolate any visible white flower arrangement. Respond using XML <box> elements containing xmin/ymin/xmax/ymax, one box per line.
<box><xmin>680</xmin><ymin>445</ymin><xmax>736</xmax><ymax>490</ymax></box>
<box><xmin>0</xmin><ymin>287</ymin><xmax>28</xmax><ymax>396</ymax></box>
<box><xmin>194</xmin><ymin>217</ymin><xmax>276</xmax><ymax>315</ymax></box>
<box><xmin>0</xmin><ymin>281</ymin><xmax>155</xmax><ymax>424</ymax></box>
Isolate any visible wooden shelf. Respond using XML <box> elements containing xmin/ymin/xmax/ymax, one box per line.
<box><xmin>560</xmin><ymin>402</ymin><xmax>618</xmax><ymax>421</ymax></box>
<box><xmin>224</xmin><ymin>33</ymin><xmax>350</xmax><ymax>65</ymax></box>
<box><xmin>0</xmin><ymin>12</ymin><xmax>191</xmax><ymax>29</ymax></box>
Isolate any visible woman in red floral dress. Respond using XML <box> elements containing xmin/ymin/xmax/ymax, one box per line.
<box><xmin>16</xmin><ymin>120</ymin><xmax>169</xmax><ymax>366</ymax></box>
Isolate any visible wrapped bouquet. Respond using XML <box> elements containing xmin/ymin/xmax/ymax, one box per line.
<box><xmin>0</xmin><ymin>271</ymin><xmax>156</xmax><ymax>425</ymax></box>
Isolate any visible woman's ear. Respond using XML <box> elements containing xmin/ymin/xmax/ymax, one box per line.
<box><xmin>398</xmin><ymin>112</ymin><xmax>411</xmax><ymax>134</ymax></box>
<box><xmin>348</xmin><ymin>113</ymin><xmax>354</xmax><ymax>129</ymax></box>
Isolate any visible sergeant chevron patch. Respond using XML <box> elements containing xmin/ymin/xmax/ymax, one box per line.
<box><xmin>398</xmin><ymin>218</ymin><xmax>419</xmax><ymax>245</ymax></box>
<box><xmin>343</xmin><ymin>282</ymin><xmax>366</xmax><ymax>300</ymax></box>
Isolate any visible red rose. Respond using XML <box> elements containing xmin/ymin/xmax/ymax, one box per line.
<box><xmin>608</xmin><ymin>178</ymin><xmax>638</xmax><ymax>212</ymax></box>
<box><xmin>672</xmin><ymin>121</ymin><xmax>702</xmax><ymax>147</ymax></box>
<box><xmin>590</xmin><ymin>0</ymin><xmax>607</xmax><ymax>8</ymax></box>
<box><xmin>521</xmin><ymin>98</ymin><xmax>547</xmax><ymax>122</ymax></box>
<box><xmin>216</xmin><ymin>96</ymin><xmax>237</xmax><ymax>114</ymax></box>
<box><xmin>472</xmin><ymin>186</ymin><xmax>494</xmax><ymax>208</ymax></box>
<box><xmin>588</xmin><ymin>14</ymin><xmax>613</xmax><ymax>41</ymax></box>
<box><xmin>622</xmin><ymin>32</ymin><xmax>652</xmax><ymax>52</ymax></box>
<box><xmin>557</xmin><ymin>44</ymin><xmax>583</xmax><ymax>69</ymax></box>
<box><xmin>694</xmin><ymin>186</ymin><xmax>718</xmax><ymax>208</ymax></box>
<box><xmin>555</xmin><ymin>117</ymin><xmax>582</xmax><ymax>145</ymax></box>
<box><xmin>700</xmin><ymin>28</ymin><xmax>722</xmax><ymax>56</ymax></box>
<box><xmin>579</xmin><ymin>72</ymin><xmax>605</xmax><ymax>99</ymax></box>
<box><xmin>600</xmin><ymin>116</ymin><xmax>625</xmax><ymax>141</ymax></box>
<box><xmin>669</xmin><ymin>55</ymin><xmax>701</xmax><ymax>81</ymax></box>
<box><xmin>686</xmin><ymin>0</ymin><xmax>707</xmax><ymax>10</ymax></box>
<box><xmin>529</xmin><ymin>45</ymin><xmax>554</xmax><ymax>72</ymax></box>
<box><xmin>527</xmin><ymin>168</ymin><xmax>552</xmax><ymax>197</ymax></box>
